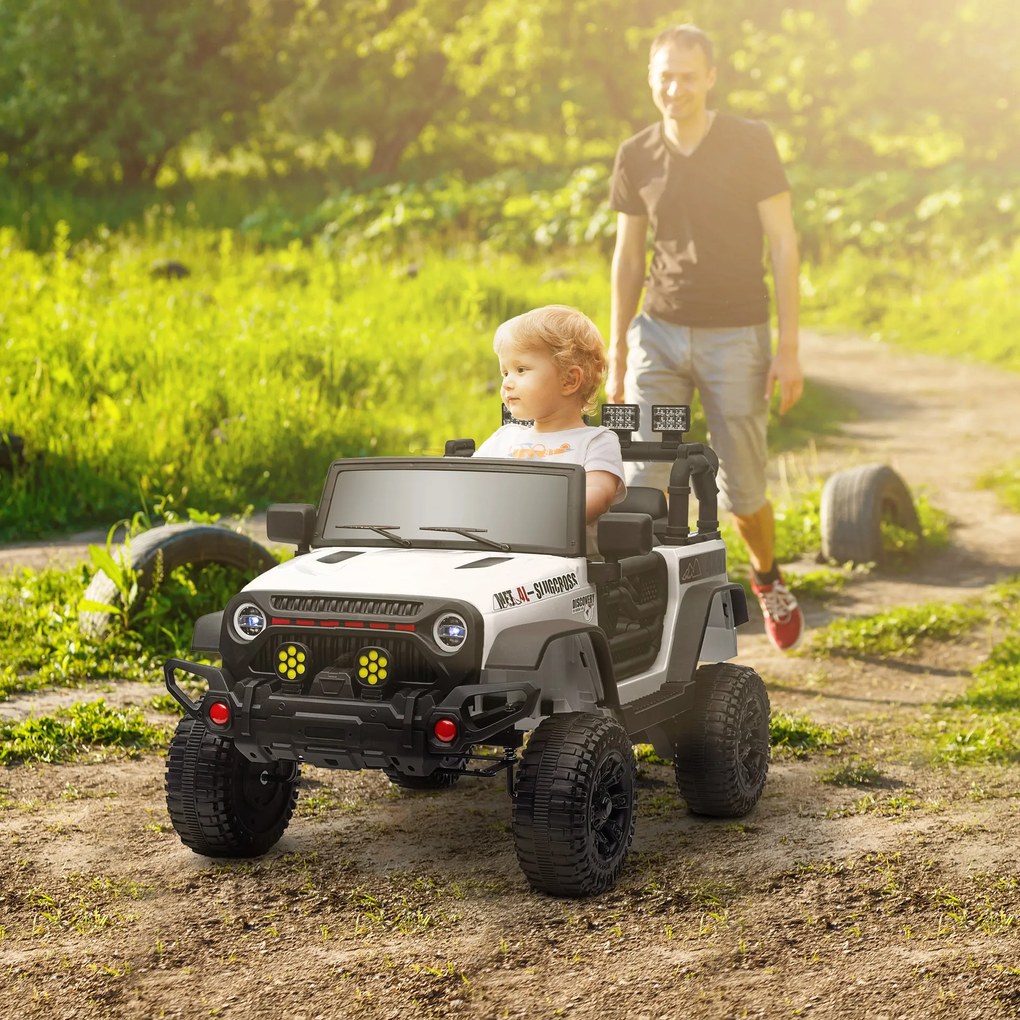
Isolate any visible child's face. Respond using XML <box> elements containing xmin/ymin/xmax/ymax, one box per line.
<box><xmin>497</xmin><ymin>342</ymin><xmax>576</xmax><ymax>424</ymax></box>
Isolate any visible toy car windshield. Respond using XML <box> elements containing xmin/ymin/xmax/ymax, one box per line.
<box><xmin>317</xmin><ymin>457</ymin><xmax>586</xmax><ymax>557</ymax></box>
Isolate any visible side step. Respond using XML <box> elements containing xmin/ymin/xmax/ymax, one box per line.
<box><xmin>619</xmin><ymin>679</ymin><xmax>694</xmax><ymax>741</ymax></box>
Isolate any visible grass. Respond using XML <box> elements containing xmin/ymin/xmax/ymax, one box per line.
<box><xmin>810</xmin><ymin>600</ymin><xmax>987</xmax><ymax>658</ymax></box>
<box><xmin>0</xmin><ymin>219</ymin><xmax>854</xmax><ymax>541</ymax></box>
<box><xmin>769</xmin><ymin>712</ymin><xmax>848</xmax><ymax>758</ymax></box>
<box><xmin>977</xmin><ymin>462</ymin><xmax>1020</xmax><ymax>514</ymax></box>
<box><xmin>0</xmin><ymin>699</ymin><xmax>167</xmax><ymax>764</ymax></box>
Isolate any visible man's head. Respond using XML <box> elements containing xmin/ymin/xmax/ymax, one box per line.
<box><xmin>494</xmin><ymin>305</ymin><xmax>607</xmax><ymax>416</ymax></box>
<box><xmin>648</xmin><ymin>24</ymin><xmax>716</xmax><ymax>127</ymax></box>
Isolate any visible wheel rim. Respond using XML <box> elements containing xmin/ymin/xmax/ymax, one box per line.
<box><xmin>738</xmin><ymin>694</ymin><xmax>768</xmax><ymax>790</ymax></box>
<box><xmin>234</xmin><ymin>762</ymin><xmax>291</xmax><ymax>833</ymax></box>
<box><xmin>589</xmin><ymin>750</ymin><xmax>632</xmax><ymax>864</ymax></box>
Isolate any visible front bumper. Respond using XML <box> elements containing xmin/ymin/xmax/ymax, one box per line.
<box><xmin>164</xmin><ymin>657</ymin><xmax>539</xmax><ymax>774</ymax></box>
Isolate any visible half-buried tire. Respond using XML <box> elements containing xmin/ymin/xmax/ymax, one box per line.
<box><xmin>79</xmin><ymin>523</ymin><xmax>277</xmax><ymax>638</ymax></box>
<box><xmin>820</xmin><ymin>464</ymin><xmax>921</xmax><ymax>567</ymax></box>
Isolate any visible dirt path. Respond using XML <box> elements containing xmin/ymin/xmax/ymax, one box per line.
<box><xmin>2</xmin><ymin>330</ymin><xmax>1020</xmax><ymax>1020</ymax></box>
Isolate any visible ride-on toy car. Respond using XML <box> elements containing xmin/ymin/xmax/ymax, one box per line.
<box><xmin>163</xmin><ymin>404</ymin><xmax>770</xmax><ymax>897</ymax></box>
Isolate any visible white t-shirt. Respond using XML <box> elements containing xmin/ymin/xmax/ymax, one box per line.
<box><xmin>475</xmin><ymin>424</ymin><xmax>627</xmax><ymax>555</ymax></box>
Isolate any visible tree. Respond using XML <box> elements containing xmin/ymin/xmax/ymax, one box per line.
<box><xmin>0</xmin><ymin>0</ymin><xmax>296</xmax><ymax>183</ymax></box>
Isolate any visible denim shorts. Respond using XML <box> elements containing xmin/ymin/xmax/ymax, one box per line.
<box><xmin>624</xmin><ymin>313</ymin><xmax>771</xmax><ymax>515</ymax></box>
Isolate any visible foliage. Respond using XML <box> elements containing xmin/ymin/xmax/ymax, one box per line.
<box><xmin>769</xmin><ymin>711</ymin><xmax>847</xmax><ymax>758</ymax></box>
<box><xmin>977</xmin><ymin>463</ymin><xmax>1020</xmax><ymax>514</ymax></box>
<box><xmin>0</xmin><ymin>699</ymin><xmax>167</xmax><ymax>764</ymax></box>
<box><xmin>811</xmin><ymin>601</ymin><xmax>987</xmax><ymax>659</ymax></box>
<box><xmin>0</xmin><ymin>0</ymin><xmax>292</xmax><ymax>185</ymax></box>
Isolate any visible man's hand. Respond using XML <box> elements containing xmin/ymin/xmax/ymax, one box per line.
<box><xmin>605</xmin><ymin>352</ymin><xmax>627</xmax><ymax>404</ymax></box>
<box><xmin>765</xmin><ymin>346</ymin><xmax>804</xmax><ymax>416</ymax></box>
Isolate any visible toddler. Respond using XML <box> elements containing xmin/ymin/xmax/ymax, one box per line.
<box><xmin>475</xmin><ymin>305</ymin><xmax>626</xmax><ymax>544</ymax></box>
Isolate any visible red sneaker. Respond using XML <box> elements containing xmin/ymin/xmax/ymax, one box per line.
<box><xmin>750</xmin><ymin>574</ymin><xmax>804</xmax><ymax>652</ymax></box>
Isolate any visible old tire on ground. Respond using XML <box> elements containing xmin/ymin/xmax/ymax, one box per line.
<box><xmin>79</xmin><ymin>523</ymin><xmax>277</xmax><ymax>638</ymax></box>
<box><xmin>674</xmin><ymin>663</ymin><xmax>770</xmax><ymax>818</ymax></box>
<box><xmin>165</xmin><ymin>716</ymin><xmax>300</xmax><ymax>858</ymax></box>
<box><xmin>820</xmin><ymin>463</ymin><xmax>920</xmax><ymax>567</ymax></box>
<box><xmin>512</xmin><ymin>713</ymin><xmax>636</xmax><ymax>898</ymax></box>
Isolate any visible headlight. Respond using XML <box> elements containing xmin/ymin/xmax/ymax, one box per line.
<box><xmin>233</xmin><ymin>603</ymin><xmax>266</xmax><ymax>641</ymax></box>
<box><xmin>433</xmin><ymin>612</ymin><xmax>468</xmax><ymax>651</ymax></box>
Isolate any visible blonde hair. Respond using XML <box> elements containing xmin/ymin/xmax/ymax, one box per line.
<box><xmin>493</xmin><ymin>305</ymin><xmax>607</xmax><ymax>415</ymax></box>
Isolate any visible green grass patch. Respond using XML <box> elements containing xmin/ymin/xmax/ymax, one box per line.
<box><xmin>977</xmin><ymin>462</ymin><xmax>1020</xmax><ymax>514</ymax></box>
<box><xmin>0</xmin><ymin>699</ymin><xmax>167</xmax><ymax>764</ymax></box>
<box><xmin>786</xmin><ymin>568</ymin><xmax>849</xmax><ymax>602</ymax></box>
<box><xmin>818</xmin><ymin>757</ymin><xmax>884</xmax><ymax>787</ymax></box>
<box><xmin>769</xmin><ymin>711</ymin><xmax>848</xmax><ymax>758</ymax></box>
<box><xmin>810</xmin><ymin>600</ymin><xmax>986</xmax><ymax>658</ymax></box>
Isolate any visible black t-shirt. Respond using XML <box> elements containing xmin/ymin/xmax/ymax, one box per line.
<box><xmin>610</xmin><ymin>114</ymin><xmax>789</xmax><ymax>327</ymax></box>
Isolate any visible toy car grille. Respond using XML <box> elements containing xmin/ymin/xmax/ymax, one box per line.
<box><xmin>252</xmin><ymin>633</ymin><xmax>438</xmax><ymax>686</ymax></box>
<box><xmin>270</xmin><ymin>595</ymin><xmax>422</xmax><ymax>617</ymax></box>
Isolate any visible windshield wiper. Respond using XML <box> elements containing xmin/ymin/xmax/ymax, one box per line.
<box><xmin>333</xmin><ymin>523</ymin><xmax>412</xmax><ymax>548</ymax></box>
<box><xmin>420</xmin><ymin>526</ymin><xmax>511</xmax><ymax>552</ymax></box>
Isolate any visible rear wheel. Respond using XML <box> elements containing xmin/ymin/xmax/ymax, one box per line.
<box><xmin>512</xmin><ymin>713</ymin><xmax>636</xmax><ymax>897</ymax></box>
<box><xmin>165</xmin><ymin>717</ymin><xmax>299</xmax><ymax>858</ymax></box>
<box><xmin>674</xmin><ymin>663</ymin><xmax>769</xmax><ymax>817</ymax></box>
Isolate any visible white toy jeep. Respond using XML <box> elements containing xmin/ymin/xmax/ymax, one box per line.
<box><xmin>163</xmin><ymin>404</ymin><xmax>769</xmax><ymax>897</ymax></box>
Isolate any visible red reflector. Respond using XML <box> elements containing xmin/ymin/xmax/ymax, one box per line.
<box><xmin>295</xmin><ymin>619</ymin><xmax>315</xmax><ymax>627</ymax></box>
<box><xmin>320</xmin><ymin>620</ymin><xmax>340</xmax><ymax>628</ymax></box>
<box><xmin>208</xmin><ymin>701</ymin><xmax>231</xmax><ymax>727</ymax></box>
<box><xmin>345</xmin><ymin>621</ymin><xmax>365</xmax><ymax>628</ymax></box>
<box><xmin>395</xmin><ymin>624</ymin><xmax>416</xmax><ymax>632</ymax></box>
<box><xmin>369</xmin><ymin>622</ymin><xmax>390</xmax><ymax>630</ymax></box>
<box><xmin>433</xmin><ymin>718</ymin><xmax>458</xmax><ymax>744</ymax></box>
<box><xmin>271</xmin><ymin>617</ymin><xmax>291</xmax><ymax>626</ymax></box>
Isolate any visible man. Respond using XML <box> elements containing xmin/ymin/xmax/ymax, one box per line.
<box><xmin>607</xmin><ymin>23</ymin><xmax>805</xmax><ymax>651</ymax></box>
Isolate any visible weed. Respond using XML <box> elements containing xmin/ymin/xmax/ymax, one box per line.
<box><xmin>818</xmin><ymin>758</ymin><xmax>884</xmax><ymax>786</ymax></box>
<box><xmin>810</xmin><ymin>600</ymin><xmax>986</xmax><ymax>658</ymax></box>
<box><xmin>770</xmin><ymin>712</ymin><xmax>848</xmax><ymax>758</ymax></box>
<box><xmin>0</xmin><ymin>699</ymin><xmax>167</xmax><ymax>764</ymax></box>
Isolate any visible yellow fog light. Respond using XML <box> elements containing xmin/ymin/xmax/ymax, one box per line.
<box><xmin>276</xmin><ymin>642</ymin><xmax>310</xmax><ymax>682</ymax></box>
<box><xmin>356</xmin><ymin>647</ymin><xmax>390</xmax><ymax>687</ymax></box>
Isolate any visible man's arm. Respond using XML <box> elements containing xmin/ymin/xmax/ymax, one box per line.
<box><xmin>607</xmin><ymin>212</ymin><xmax>648</xmax><ymax>404</ymax></box>
<box><xmin>759</xmin><ymin>191</ymin><xmax>803</xmax><ymax>416</ymax></box>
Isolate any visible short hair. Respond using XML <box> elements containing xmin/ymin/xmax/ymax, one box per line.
<box><xmin>493</xmin><ymin>305</ymin><xmax>608</xmax><ymax>415</ymax></box>
<box><xmin>649</xmin><ymin>24</ymin><xmax>715</xmax><ymax>68</ymax></box>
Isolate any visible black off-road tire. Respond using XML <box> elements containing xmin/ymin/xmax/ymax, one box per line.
<box><xmin>820</xmin><ymin>463</ymin><xmax>921</xmax><ymax>567</ymax></box>
<box><xmin>674</xmin><ymin>663</ymin><xmax>770</xmax><ymax>818</ymax></box>
<box><xmin>165</xmin><ymin>716</ymin><xmax>300</xmax><ymax>858</ymax></box>
<box><xmin>80</xmin><ymin>523</ymin><xmax>277</xmax><ymax>638</ymax></box>
<box><xmin>512</xmin><ymin>713</ymin><xmax>636</xmax><ymax>898</ymax></box>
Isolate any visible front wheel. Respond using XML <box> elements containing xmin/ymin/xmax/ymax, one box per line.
<box><xmin>165</xmin><ymin>717</ymin><xmax>300</xmax><ymax>857</ymax></box>
<box><xmin>673</xmin><ymin>663</ymin><xmax>770</xmax><ymax>817</ymax></box>
<box><xmin>512</xmin><ymin>713</ymin><xmax>636</xmax><ymax>898</ymax></box>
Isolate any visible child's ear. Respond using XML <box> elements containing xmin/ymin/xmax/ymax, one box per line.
<box><xmin>560</xmin><ymin>366</ymin><xmax>583</xmax><ymax>396</ymax></box>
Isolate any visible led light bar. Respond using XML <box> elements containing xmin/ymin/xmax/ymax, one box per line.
<box><xmin>651</xmin><ymin>405</ymin><xmax>690</xmax><ymax>434</ymax></box>
<box><xmin>600</xmin><ymin>404</ymin><xmax>640</xmax><ymax>432</ymax></box>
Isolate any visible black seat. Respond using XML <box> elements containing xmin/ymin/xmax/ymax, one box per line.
<box><xmin>615</xmin><ymin>486</ymin><xmax>667</xmax><ymax>544</ymax></box>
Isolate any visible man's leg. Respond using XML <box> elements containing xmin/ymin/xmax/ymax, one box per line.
<box><xmin>692</xmin><ymin>324</ymin><xmax>804</xmax><ymax>651</ymax></box>
<box><xmin>731</xmin><ymin>500</ymin><xmax>774</xmax><ymax>576</ymax></box>
<box><xmin>623</xmin><ymin>314</ymin><xmax>694</xmax><ymax>489</ymax></box>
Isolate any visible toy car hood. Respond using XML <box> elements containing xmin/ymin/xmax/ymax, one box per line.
<box><xmin>241</xmin><ymin>546</ymin><xmax>586</xmax><ymax>609</ymax></box>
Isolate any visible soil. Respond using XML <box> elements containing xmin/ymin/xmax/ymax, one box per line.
<box><xmin>2</xmin><ymin>329</ymin><xmax>1020</xmax><ymax>1020</ymax></box>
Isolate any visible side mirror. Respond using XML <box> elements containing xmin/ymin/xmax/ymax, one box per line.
<box><xmin>597</xmin><ymin>512</ymin><xmax>654</xmax><ymax>561</ymax></box>
<box><xmin>444</xmin><ymin>438</ymin><xmax>476</xmax><ymax>457</ymax></box>
<box><xmin>267</xmin><ymin>503</ymin><xmax>317</xmax><ymax>553</ymax></box>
